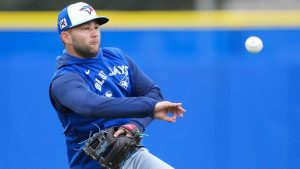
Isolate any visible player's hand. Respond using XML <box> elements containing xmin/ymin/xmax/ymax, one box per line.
<box><xmin>114</xmin><ymin>127</ymin><xmax>132</xmax><ymax>138</ymax></box>
<box><xmin>153</xmin><ymin>101</ymin><xmax>186</xmax><ymax>122</ymax></box>
<box><xmin>114</xmin><ymin>124</ymin><xmax>138</xmax><ymax>138</ymax></box>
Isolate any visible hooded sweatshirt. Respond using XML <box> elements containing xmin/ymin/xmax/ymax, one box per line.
<box><xmin>49</xmin><ymin>47</ymin><xmax>163</xmax><ymax>169</ymax></box>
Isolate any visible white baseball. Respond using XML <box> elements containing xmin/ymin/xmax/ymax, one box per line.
<box><xmin>245</xmin><ymin>36</ymin><xmax>263</xmax><ymax>53</ymax></box>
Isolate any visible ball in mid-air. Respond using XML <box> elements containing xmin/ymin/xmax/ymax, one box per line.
<box><xmin>245</xmin><ymin>36</ymin><xmax>263</xmax><ymax>53</ymax></box>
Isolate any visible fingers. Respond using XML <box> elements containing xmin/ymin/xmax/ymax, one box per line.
<box><xmin>161</xmin><ymin>115</ymin><xmax>177</xmax><ymax>123</ymax></box>
<box><xmin>169</xmin><ymin>102</ymin><xmax>182</xmax><ymax>108</ymax></box>
<box><xmin>114</xmin><ymin>128</ymin><xmax>125</xmax><ymax>137</ymax></box>
<box><xmin>154</xmin><ymin>101</ymin><xmax>186</xmax><ymax>122</ymax></box>
<box><xmin>172</xmin><ymin>114</ymin><xmax>178</xmax><ymax>121</ymax></box>
<box><xmin>176</xmin><ymin>106</ymin><xmax>186</xmax><ymax>117</ymax></box>
<box><xmin>114</xmin><ymin>128</ymin><xmax>133</xmax><ymax>137</ymax></box>
<box><xmin>169</xmin><ymin>105</ymin><xmax>186</xmax><ymax>118</ymax></box>
<box><xmin>178</xmin><ymin>106</ymin><xmax>186</xmax><ymax>112</ymax></box>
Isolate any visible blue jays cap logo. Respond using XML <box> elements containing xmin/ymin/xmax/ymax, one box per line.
<box><xmin>80</xmin><ymin>5</ymin><xmax>94</xmax><ymax>14</ymax></box>
<box><xmin>59</xmin><ymin>18</ymin><xmax>67</xmax><ymax>29</ymax></box>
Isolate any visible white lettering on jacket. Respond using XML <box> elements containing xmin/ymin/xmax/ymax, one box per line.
<box><xmin>94</xmin><ymin>70</ymin><xmax>108</xmax><ymax>92</ymax></box>
<box><xmin>108</xmin><ymin>65</ymin><xmax>128</xmax><ymax>76</ymax></box>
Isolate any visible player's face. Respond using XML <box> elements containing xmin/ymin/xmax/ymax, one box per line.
<box><xmin>69</xmin><ymin>21</ymin><xmax>101</xmax><ymax>58</ymax></box>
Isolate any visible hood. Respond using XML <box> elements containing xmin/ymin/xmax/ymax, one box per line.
<box><xmin>56</xmin><ymin>49</ymin><xmax>103</xmax><ymax>69</ymax></box>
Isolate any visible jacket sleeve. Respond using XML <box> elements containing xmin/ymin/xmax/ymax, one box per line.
<box><xmin>50</xmin><ymin>72</ymin><xmax>157</xmax><ymax>118</ymax></box>
<box><xmin>125</xmin><ymin>55</ymin><xmax>164</xmax><ymax>132</ymax></box>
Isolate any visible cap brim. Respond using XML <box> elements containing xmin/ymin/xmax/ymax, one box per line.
<box><xmin>95</xmin><ymin>16</ymin><xmax>109</xmax><ymax>26</ymax></box>
<box><xmin>70</xmin><ymin>16</ymin><xmax>109</xmax><ymax>29</ymax></box>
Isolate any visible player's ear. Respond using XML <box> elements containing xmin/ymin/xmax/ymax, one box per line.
<box><xmin>60</xmin><ymin>31</ymin><xmax>72</xmax><ymax>45</ymax></box>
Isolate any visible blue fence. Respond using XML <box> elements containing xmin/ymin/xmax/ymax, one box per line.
<box><xmin>0</xmin><ymin>28</ymin><xmax>300</xmax><ymax>169</ymax></box>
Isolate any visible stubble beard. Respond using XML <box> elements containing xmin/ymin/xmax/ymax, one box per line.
<box><xmin>73</xmin><ymin>40</ymin><xmax>99</xmax><ymax>58</ymax></box>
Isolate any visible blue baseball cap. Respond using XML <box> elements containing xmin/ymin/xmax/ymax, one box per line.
<box><xmin>57</xmin><ymin>2</ymin><xmax>109</xmax><ymax>34</ymax></box>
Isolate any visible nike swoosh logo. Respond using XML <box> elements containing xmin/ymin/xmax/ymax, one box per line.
<box><xmin>85</xmin><ymin>69</ymin><xmax>90</xmax><ymax>74</ymax></box>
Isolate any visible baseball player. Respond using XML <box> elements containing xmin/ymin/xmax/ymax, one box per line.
<box><xmin>49</xmin><ymin>2</ymin><xmax>186</xmax><ymax>169</ymax></box>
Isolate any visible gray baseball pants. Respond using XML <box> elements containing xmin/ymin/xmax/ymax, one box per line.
<box><xmin>121</xmin><ymin>147</ymin><xmax>174</xmax><ymax>169</ymax></box>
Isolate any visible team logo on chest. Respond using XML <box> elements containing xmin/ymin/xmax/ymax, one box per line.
<box><xmin>94</xmin><ymin>65</ymin><xmax>130</xmax><ymax>93</ymax></box>
<box><xmin>119</xmin><ymin>73</ymin><xmax>129</xmax><ymax>89</ymax></box>
<box><xmin>108</xmin><ymin>65</ymin><xmax>130</xmax><ymax>89</ymax></box>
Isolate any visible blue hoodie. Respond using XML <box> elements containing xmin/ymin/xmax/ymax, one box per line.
<box><xmin>49</xmin><ymin>47</ymin><xmax>163</xmax><ymax>169</ymax></box>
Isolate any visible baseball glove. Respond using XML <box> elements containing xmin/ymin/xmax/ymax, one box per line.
<box><xmin>83</xmin><ymin>124</ymin><xmax>142</xmax><ymax>169</ymax></box>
